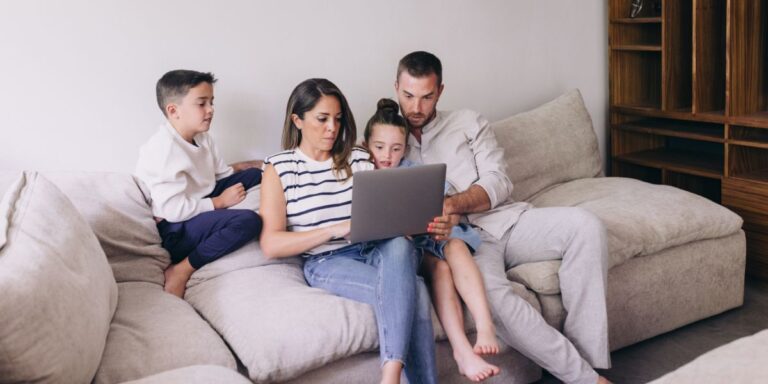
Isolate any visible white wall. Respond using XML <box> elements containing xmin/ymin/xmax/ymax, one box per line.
<box><xmin>0</xmin><ymin>0</ymin><xmax>607</xmax><ymax>173</ymax></box>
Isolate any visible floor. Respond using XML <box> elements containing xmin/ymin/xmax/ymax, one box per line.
<box><xmin>536</xmin><ymin>276</ymin><xmax>768</xmax><ymax>384</ymax></box>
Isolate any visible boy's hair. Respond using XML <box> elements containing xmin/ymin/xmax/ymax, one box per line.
<box><xmin>397</xmin><ymin>51</ymin><xmax>443</xmax><ymax>85</ymax></box>
<box><xmin>156</xmin><ymin>70</ymin><xmax>217</xmax><ymax>116</ymax></box>
<box><xmin>282</xmin><ymin>78</ymin><xmax>357</xmax><ymax>181</ymax></box>
<box><xmin>364</xmin><ymin>98</ymin><xmax>409</xmax><ymax>143</ymax></box>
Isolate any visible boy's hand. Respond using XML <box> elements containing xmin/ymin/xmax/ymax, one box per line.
<box><xmin>213</xmin><ymin>183</ymin><xmax>246</xmax><ymax>209</ymax></box>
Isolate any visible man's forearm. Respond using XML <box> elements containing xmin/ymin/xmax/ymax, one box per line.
<box><xmin>444</xmin><ymin>185</ymin><xmax>491</xmax><ymax>215</ymax></box>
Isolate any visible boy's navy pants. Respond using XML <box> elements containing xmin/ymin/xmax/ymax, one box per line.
<box><xmin>157</xmin><ymin>168</ymin><xmax>263</xmax><ymax>269</ymax></box>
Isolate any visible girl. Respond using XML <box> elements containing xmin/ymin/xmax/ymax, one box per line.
<box><xmin>363</xmin><ymin>98</ymin><xmax>501</xmax><ymax>382</ymax></box>
<box><xmin>259</xmin><ymin>80</ymin><xmax>437</xmax><ymax>384</ymax></box>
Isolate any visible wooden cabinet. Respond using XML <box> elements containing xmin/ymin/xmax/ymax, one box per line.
<box><xmin>609</xmin><ymin>0</ymin><xmax>768</xmax><ymax>279</ymax></box>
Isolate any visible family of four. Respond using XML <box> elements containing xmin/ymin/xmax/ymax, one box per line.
<box><xmin>134</xmin><ymin>51</ymin><xmax>611</xmax><ymax>384</ymax></box>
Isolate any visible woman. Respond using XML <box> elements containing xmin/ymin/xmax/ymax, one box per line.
<box><xmin>259</xmin><ymin>78</ymin><xmax>437</xmax><ymax>384</ymax></box>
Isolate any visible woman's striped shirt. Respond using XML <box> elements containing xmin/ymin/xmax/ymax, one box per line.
<box><xmin>264</xmin><ymin>147</ymin><xmax>373</xmax><ymax>255</ymax></box>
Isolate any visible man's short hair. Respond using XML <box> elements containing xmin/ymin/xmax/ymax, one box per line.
<box><xmin>156</xmin><ymin>70</ymin><xmax>217</xmax><ymax>116</ymax></box>
<box><xmin>397</xmin><ymin>51</ymin><xmax>442</xmax><ymax>85</ymax></box>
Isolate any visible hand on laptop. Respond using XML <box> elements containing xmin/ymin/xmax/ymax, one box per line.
<box><xmin>327</xmin><ymin>220</ymin><xmax>351</xmax><ymax>240</ymax></box>
<box><xmin>427</xmin><ymin>214</ymin><xmax>460</xmax><ymax>240</ymax></box>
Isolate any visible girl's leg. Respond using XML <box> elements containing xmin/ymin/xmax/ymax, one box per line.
<box><xmin>422</xmin><ymin>253</ymin><xmax>499</xmax><ymax>382</ymax></box>
<box><xmin>443</xmin><ymin>239</ymin><xmax>500</xmax><ymax>355</ymax></box>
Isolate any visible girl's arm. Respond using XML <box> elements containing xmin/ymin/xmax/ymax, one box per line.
<box><xmin>259</xmin><ymin>164</ymin><xmax>350</xmax><ymax>259</ymax></box>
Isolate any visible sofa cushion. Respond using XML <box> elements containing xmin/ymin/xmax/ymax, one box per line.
<box><xmin>121</xmin><ymin>365</ymin><xmax>251</xmax><ymax>384</ymax></box>
<box><xmin>530</xmin><ymin>177</ymin><xmax>743</xmax><ymax>268</ymax></box>
<box><xmin>185</xmin><ymin>263</ymin><xmax>380</xmax><ymax>382</ymax></box>
<box><xmin>188</xmin><ymin>239</ymin><xmax>302</xmax><ymax>288</ymax></box>
<box><xmin>0</xmin><ymin>172</ymin><xmax>118</xmax><ymax>384</ymax></box>
<box><xmin>649</xmin><ymin>329</ymin><xmax>768</xmax><ymax>384</ymax></box>
<box><xmin>45</xmin><ymin>172</ymin><xmax>170</xmax><ymax>285</ymax></box>
<box><xmin>491</xmin><ymin>89</ymin><xmax>602</xmax><ymax>202</ymax></box>
<box><xmin>506</xmin><ymin>260</ymin><xmax>562</xmax><ymax>295</ymax></box>
<box><xmin>94</xmin><ymin>281</ymin><xmax>236</xmax><ymax>384</ymax></box>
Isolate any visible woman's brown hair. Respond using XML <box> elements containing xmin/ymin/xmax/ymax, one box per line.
<box><xmin>282</xmin><ymin>78</ymin><xmax>357</xmax><ymax>180</ymax></box>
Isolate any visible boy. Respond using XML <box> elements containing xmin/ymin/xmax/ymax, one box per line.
<box><xmin>135</xmin><ymin>69</ymin><xmax>262</xmax><ymax>298</ymax></box>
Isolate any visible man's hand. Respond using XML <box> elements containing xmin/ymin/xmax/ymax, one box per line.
<box><xmin>212</xmin><ymin>183</ymin><xmax>246</xmax><ymax>209</ymax></box>
<box><xmin>230</xmin><ymin>160</ymin><xmax>264</xmax><ymax>173</ymax></box>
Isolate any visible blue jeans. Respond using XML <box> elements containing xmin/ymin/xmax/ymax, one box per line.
<box><xmin>303</xmin><ymin>237</ymin><xmax>437</xmax><ymax>384</ymax></box>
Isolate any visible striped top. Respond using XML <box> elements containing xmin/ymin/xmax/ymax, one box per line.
<box><xmin>265</xmin><ymin>147</ymin><xmax>374</xmax><ymax>255</ymax></box>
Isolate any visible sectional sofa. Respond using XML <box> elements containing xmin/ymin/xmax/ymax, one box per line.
<box><xmin>0</xmin><ymin>89</ymin><xmax>745</xmax><ymax>383</ymax></box>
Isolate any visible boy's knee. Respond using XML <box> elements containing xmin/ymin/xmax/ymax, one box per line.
<box><xmin>232</xmin><ymin>210</ymin><xmax>262</xmax><ymax>236</ymax></box>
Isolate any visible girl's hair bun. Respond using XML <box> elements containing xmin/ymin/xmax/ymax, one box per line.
<box><xmin>376</xmin><ymin>98</ymin><xmax>399</xmax><ymax>114</ymax></box>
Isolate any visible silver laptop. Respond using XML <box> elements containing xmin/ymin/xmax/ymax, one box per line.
<box><xmin>349</xmin><ymin>163</ymin><xmax>446</xmax><ymax>243</ymax></box>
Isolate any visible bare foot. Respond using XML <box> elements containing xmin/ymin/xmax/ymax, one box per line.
<box><xmin>163</xmin><ymin>260</ymin><xmax>194</xmax><ymax>298</ymax></box>
<box><xmin>597</xmin><ymin>376</ymin><xmax>612</xmax><ymax>384</ymax></box>
<box><xmin>473</xmin><ymin>329</ymin><xmax>500</xmax><ymax>355</ymax></box>
<box><xmin>455</xmin><ymin>350</ymin><xmax>500</xmax><ymax>382</ymax></box>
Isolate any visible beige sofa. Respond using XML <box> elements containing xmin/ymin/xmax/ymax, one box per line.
<box><xmin>0</xmin><ymin>89</ymin><xmax>745</xmax><ymax>383</ymax></box>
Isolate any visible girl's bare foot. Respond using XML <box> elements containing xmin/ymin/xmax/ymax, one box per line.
<box><xmin>455</xmin><ymin>349</ymin><xmax>500</xmax><ymax>382</ymax></box>
<box><xmin>597</xmin><ymin>376</ymin><xmax>612</xmax><ymax>384</ymax></box>
<box><xmin>473</xmin><ymin>329</ymin><xmax>500</xmax><ymax>355</ymax></box>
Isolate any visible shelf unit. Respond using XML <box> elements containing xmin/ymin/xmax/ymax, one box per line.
<box><xmin>609</xmin><ymin>0</ymin><xmax>768</xmax><ymax>279</ymax></box>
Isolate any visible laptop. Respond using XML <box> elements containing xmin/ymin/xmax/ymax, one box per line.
<box><xmin>349</xmin><ymin>163</ymin><xmax>446</xmax><ymax>243</ymax></box>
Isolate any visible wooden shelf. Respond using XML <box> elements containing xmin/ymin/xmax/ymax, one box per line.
<box><xmin>731</xmin><ymin>112</ymin><xmax>768</xmax><ymax>126</ymax></box>
<box><xmin>615</xmin><ymin>119</ymin><xmax>724</xmax><ymax>143</ymax></box>
<box><xmin>612</xmin><ymin>44</ymin><xmax>662</xmax><ymax>52</ymax></box>
<box><xmin>730</xmin><ymin>169</ymin><xmax>768</xmax><ymax>184</ymax></box>
<box><xmin>615</xmin><ymin>148</ymin><xmax>723</xmax><ymax>179</ymax></box>
<box><xmin>612</xmin><ymin>105</ymin><xmax>727</xmax><ymax>123</ymax></box>
<box><xmin>611</xmin><ymin>17</ymin><xmax>662</xmax><ymax>24</ymax></box>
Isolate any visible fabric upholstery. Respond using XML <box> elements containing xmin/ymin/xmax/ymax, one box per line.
<box><xmin>491</xmin><ymin>89</ymin><xmax>602</xmax><ymax>202</ymax></box>
<box><xmin>94</xmin><ymin>282</ymin><xmax>236</xmax><ymax>384</ymax></box>
<box><xmin>185</xmin><ymin>263</ymin><xmax>380</xmax><ymax>383</ymax></box>
<box><xmin>648</xmin><ymin>329</ymin><xmax>768</xmax><ymax>384</ymax></box>
<box><xmin>506</xmin><ymin>260</ymin><xmax>562</xmax><ymax>295</ymax></box>
<box><xmin>605</xmin><ymin>232</ymin><xmax>745</xmax><ymax>350</ymax></box>
<box><xmin>46</xmin><ymin>172</ymin><xmax>170</xmax><ymax>285</ymax></box>
<box><xmin>530</xmin><ymin>177</ymin><xmax>743</xmax><ymax>268</ymax></box>
<box><xmin>121</xmin><ymin>365</ymin><xmax>251</xmax><ymax>384</ymax></box>
<box><xmin>0</xmin><ymin>172</ymin><xmax>117</xmax><ymax>384</ymax></box>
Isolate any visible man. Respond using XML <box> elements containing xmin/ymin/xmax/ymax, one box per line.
<box><xmin>397</xmin><ymin>51</ymin><xmax>611</xmax><ymax>384</ymax></box>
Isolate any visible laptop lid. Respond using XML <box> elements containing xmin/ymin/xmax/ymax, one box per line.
<box><xmin>349</xmin><ymin>163</ymin><xmax>446</xmax><ymax>243</ymax></box>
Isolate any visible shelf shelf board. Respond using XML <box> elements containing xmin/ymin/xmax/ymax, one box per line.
<box><xmin>611</xmin><ymin>44</ymin><xmax>662</xmax><ymax>52</ymax></box>
<box><xmin>614</xmin><ymin>148</ymin><xmax>723</xmax><ymax>179</ymax></box>
<box><xmin>731</xmin><ymin>112</ymin><xmax>768</xmax><ymax>127</ymax></box>
<box><xmin>612</xmin><ymin>105</ymin><xmax>727</xmax><ymax>123</ymax></box>
<box><xmin>615</xmin><ymin>120</ymin><xmax>724</xmax><ymax>142</ymax></box>
<box><xmin>611</xmin><ymin>17</ymin><xmax>662</xmax><ymax>24</ymax></box>
<box><xmin>730</xmin><ymin>169</ymin><xmax>768</xmax><ymax>184</ymax></box>
<box><xmin>728</xmin><ymin>140</ymin><xmax>768</xmax><ymax>150</ymax></box>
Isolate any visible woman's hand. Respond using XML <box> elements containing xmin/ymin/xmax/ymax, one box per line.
<box><xmin>327</xmin><ymin>220</ymin><xmax>351</xmax><ymax>239</ymax></box>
